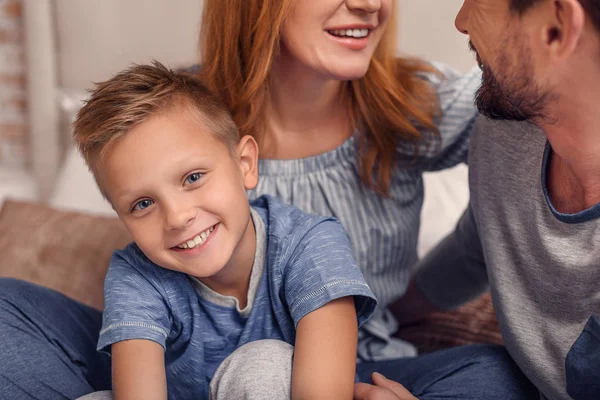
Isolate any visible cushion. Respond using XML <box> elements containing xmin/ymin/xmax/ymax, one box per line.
<box><xmin>0</xmin><ymin>200</ymin><xmax>130</xmax><ymax>309</ymax></box>
<box><xmin>395</xmin><ymin>293</ymin><xmax>502</xmax><ymax>353</ymax></box>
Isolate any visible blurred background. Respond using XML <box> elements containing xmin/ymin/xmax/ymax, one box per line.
<box><xmin>0</xmin><ymin>0</ymin><xmax>474</xmax><ymax>210</ymax></box>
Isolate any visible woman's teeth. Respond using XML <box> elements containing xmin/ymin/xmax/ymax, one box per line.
<box><xmin>328</xmin><ymin>28</ymin><xmax>369</xmax><ymax>38</ymax></box>
<box><xmin>176</xmin><ymin>226</ymin><xmax>215</xmax><ymax>249</ymax></box>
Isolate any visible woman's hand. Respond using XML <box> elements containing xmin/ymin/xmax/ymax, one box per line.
<box><xmin>353</xmin><ymin>373</ymin><xmax>418</xmax><ymax>400</ymax></box>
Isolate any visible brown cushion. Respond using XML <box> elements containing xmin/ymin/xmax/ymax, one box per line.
<box><xmin>395</xmin><ymin>293</ymin><xmax>502</xmax><ymax>353</ymax></box>
<box><xmin>0</xmin><ymin>200</ymin><xmax>131</xmax><ymax>310</ymax></box>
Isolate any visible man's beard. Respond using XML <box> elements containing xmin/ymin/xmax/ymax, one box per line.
<box><xmin>470</xmin><ymin>40</ymin><xmax>553</xmax><ymax>122</ymax></box>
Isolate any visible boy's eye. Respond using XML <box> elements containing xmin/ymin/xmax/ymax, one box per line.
<box><xmin>185</xmin><ymin>172</ymin><xmax>202</xmax><ymax>185</ymax></box>
<box><xmin>132</xmin><ymin>199</ymin><xmax>154</xmax><ymax>212</ymax></box>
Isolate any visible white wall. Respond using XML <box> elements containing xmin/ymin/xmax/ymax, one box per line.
<box><xmin>51</xmin><ymin>0</ymin><xmax>473</xmax><ymax>89</ymax></box>
<box><xmin>399</xmin><ymin>0</ymin><xmax>475</xmax><ymax>72</ymax></box>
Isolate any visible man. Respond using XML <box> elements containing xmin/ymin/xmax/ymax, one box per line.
<box><xmin>355</xmin><ymin>0</ymin><xmax>600</xmax><ymax>399</ymax></box>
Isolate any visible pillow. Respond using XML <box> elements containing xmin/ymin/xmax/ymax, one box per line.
<box><xmin>0</xmin><ymin>200</ymin><xmax>130</xmax><ymax>309</ymax></box>
<box><xmin>49</xmin><ymin>146</ymin><xmax>116</xmax><ymax>216</ymax></box>
<box><xmin>418</xmin><ymin>165</ymin><xmax>469</xmax><ymax>258</ymax></box>
<box><xmin>50</xmin><ymin>88</ymin><xmax>115</xmax><ymax>215</ymax></box>
<box><xmin>0</xmin><ymin>166</ymin><xmax>37</xmax><ymax>206</ymax></box>
<box><xmin>395</xmin><ymin>293</ymin><xmax>502</xmax><ymax>353</ymax></box>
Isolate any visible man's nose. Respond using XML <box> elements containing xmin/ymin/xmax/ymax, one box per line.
<box><xmin>455</xmin><ymin>1</ymin><xmax>471</xmax><ymax>35</ymax></box>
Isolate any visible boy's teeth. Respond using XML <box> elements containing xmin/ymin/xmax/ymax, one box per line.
<box><xmin>176</xmin><ymin>225</ymin><xmax>215</xmax><ymax>249</ymax></box>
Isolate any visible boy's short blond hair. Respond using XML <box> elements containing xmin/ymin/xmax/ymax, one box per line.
<box><xmin>73</xmin><ymin>61</ymin><xmax>240</xmax><ymax>188</ymax></box>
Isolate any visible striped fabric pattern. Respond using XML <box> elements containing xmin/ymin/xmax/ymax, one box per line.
<box><xmin>247</xmin><ymin>64</ymin><xmax>481</xmax><ymax>361</ymax></box>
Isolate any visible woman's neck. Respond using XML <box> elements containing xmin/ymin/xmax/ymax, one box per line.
<box><xmin>262</xmin><ymin>57</ymin><xmax>353</xmax><ymax>159</ymax></box>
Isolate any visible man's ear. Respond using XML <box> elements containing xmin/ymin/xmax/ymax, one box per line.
<box><xmin>236</xmin><ymin>135</ymin><xmax>259</xmax><ymax>190</ymax></box>
<box><xmin>544</xmin><ymin>0</ymin><xmax>585</xmax><ymax>60</ymax></box>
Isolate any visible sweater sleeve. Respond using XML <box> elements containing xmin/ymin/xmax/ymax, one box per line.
<box><xmin>414</xmin><ymin>203</ymin><xmax>489</xmax><ymax>310</ymax></box>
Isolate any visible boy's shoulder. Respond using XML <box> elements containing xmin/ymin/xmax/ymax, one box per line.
<box><xmin>109</xmin><ymin>242</ymin><xmax>173</xmax><ymax>281</ymax></box>
<box><xmin>250</xmin><ymin>194</ymin><xmax>344</xmax><ymax>241</ymax></box>
<box><xmin>112</xmin><ymin>241</ymin><xmax>150</xmax><ymax>266</ymax></box>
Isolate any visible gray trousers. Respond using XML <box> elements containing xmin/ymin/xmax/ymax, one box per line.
<box><xmin>77</xmin><ymin>339</ymin><xmax>293</xmax><ymax>400</ymax></box>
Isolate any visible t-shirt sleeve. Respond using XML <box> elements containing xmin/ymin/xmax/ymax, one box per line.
<box><xmin>414</xmin><ymin>203</ymin><xmax>489</xmax><ymax>310</ymax></box>
<box><xmin>282</xmin><ymin>219</ymin><xmax>377</xmax><ymax>327</ymax></box>
<box><xmin>97</xmin><ymin>249</ymin><xmax>172</xmax><ymax>353</ymax></box>
<box><xmin>421</xmin><ymin>63</ymin><xmax>481</xmax><ymax>171</ymax></box>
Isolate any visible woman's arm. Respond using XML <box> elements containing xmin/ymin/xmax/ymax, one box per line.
<box><xmin>112</xmin><ymin>339</ymin><xmax>167</xmax><ymax>400</ymax></box>
<box><xmin>292</xmin><ymin>296</ymin><xmax>358</xmax><ymax>400</ymax></box>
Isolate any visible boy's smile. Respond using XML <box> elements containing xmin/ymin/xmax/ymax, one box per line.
<box><xmin>172</xmin><ymin>223</ymin><xmax>217</xmax><ymax>250</ymax></box>
<box><xmin>98</xmin><ymin>106</ymin><xmax>259</xmax><ymax>298</ymax></box>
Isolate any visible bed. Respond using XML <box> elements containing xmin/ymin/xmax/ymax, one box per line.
<box><xmin>1</xmin><ymin>0</ymin><xmax>499</xmax><ymax>352</ymax></box>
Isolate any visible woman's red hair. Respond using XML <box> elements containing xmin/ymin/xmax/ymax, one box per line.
<box><xmin>199</xmin><ymin>0</ymin><xmax>439</xmax><ymax>194</ymax></box>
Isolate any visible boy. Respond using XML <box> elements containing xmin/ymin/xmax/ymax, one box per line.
<box><xmin>72</xmin><ymin>62</ymin><xmax>376</xmax><ymax>400</ymax></box>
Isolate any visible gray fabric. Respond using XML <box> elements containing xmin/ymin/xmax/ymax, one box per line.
<box><xmin>416</xmin><ymin>117</ymin><xmax>600</xmax><ymax>400</ymax></box>
<box><xmin>209</xmin><ymin>339</ymin><xmax>293</xmax><ymax>400</ymax></box>
<box><xmin>76</xmin><ymin>391</ymin><xmax>112</xmax><ymax>400</ymax></box>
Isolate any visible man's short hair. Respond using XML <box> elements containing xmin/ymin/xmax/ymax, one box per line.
<box><xmin>510</xmin><ymin>0</ymin><xmax>600</xmax><ymax>32</ymax></box>
<box><xmin>73</xmin><ymin>61</ymin><xmax>240</xmax><ymax>184</ymax></box>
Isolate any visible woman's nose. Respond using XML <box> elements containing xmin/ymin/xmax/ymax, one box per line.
<box><xmin>346</xmin><ymin>0</ymin><xmax>381</xmax><ymax>14</ymax></box>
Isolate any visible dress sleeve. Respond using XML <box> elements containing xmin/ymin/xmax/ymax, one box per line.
<box><xmin>281</xmin><ymin>219</ymin><xmax>377</xmax><ymax>328</ymax></box>
<box><xmin>414</xmin><ymin>203</ymin><xmax>489</xmax><ymax>310</ymax></box>
<box><xmin>97</xmin><ymin>249</ymin><xmax>172</xmax><ymax>353</ymax></box>
<box><xmin>421</xmin><ymin>63</ymin><xmax>481</xmax><ymax>171</ymax></box>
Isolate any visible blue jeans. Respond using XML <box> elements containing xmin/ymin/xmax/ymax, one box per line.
<box><xmin>0</xmin><ymin>278</ymin><xmax>537</xmax><ymax>399</ymax></box>
<box><xmin>357</xmin><ymin>345</ymin><xmax>539</xmax><ymax>399</ymax></box>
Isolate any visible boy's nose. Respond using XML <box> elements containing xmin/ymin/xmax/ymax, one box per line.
<box><xmin>164</xmin><ymin>201</ymin><xmax>196</xmax><ymax>231</ymax></box>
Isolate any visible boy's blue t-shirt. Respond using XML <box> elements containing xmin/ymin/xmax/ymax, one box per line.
<box><xmin>97</xmin><ymin>195</ymin><xmax>377</xmax><ymax>399</ymax></box>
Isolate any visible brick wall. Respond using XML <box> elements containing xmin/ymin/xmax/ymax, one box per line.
<box><xmin>0</xmin><ymin>0</ymin><xmax>27</xmax><ymax>168</ymax></box>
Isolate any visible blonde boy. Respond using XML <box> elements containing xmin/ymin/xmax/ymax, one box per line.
<box><xmin>73</xmin><ymin>62</ymin><xmax>376</xmax><ymax>400</ymax></box>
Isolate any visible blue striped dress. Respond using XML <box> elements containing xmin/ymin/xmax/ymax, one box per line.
<box><xmin>247</xmin><ymin>63</ymin><xmax>481</xmax><ymax>361</ymax></box>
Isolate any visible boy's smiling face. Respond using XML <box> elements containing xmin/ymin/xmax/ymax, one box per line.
<box><xmin>99</xmin><ymin>107</ymin><xmax>258</xmax><ymax>289</ymax></box>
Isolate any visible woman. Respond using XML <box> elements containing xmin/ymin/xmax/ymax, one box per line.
<box><xmin>200</xmin><ymin>0</ymin><xmax>474</xmax><ymax>363</ymax></box>
<box><xmin>0</xmin><ymin>1</ymin><xmax>535</xmax><ymax>399</ymax></box>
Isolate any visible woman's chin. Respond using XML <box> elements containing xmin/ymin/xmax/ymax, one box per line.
<box><xmin>326</xmin><ymin>64</ymin><xmax>371</xmax><ymax>81</ymax></box>
<box><xmin>326</xmin><ymin>59</ymin><xmax>371</xmax><ymax>81</ymax></box>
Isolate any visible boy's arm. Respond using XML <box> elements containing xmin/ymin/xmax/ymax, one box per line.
<box><xmin>99</xmin><ymin>249</ymin><xmax>174</xmax><ymax>400</ymax></box>
<box><xmin>292</xmin><ymin>297</ymin><xmax>357</xmax><ymax>400</ymax></box>
<box><xmin>112</xmin><ymin>339</ymin><xmax>167</xmax><ymax>400</ymax></box>
<box><xmin>280</xmin><ymin>215</ymin><xmax>376</xmax><ymax>399</ymax></box>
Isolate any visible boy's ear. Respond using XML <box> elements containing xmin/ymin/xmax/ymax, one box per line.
<box><xmin>236</xmin><ymin>135</ymin><xmax>259</xmax><ymax>190</ymax></box>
